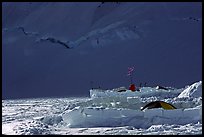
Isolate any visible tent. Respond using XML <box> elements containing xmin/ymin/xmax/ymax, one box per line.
<box><xmin>141</xmin><ymin>101</ymin><xmax>176</xmax><ymax>111</ymax></box>
<box><xmin>129</xmin><ymin>84</ymin><xmax>136</xmax><ymax>91</ymax></box>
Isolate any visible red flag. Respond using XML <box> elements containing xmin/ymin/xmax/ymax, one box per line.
<box><xmin>127</xmin><ymin>67</ymin><xmax>134</xmax><ymax>76</ymax></box>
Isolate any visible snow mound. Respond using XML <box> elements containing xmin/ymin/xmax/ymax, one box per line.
<box><xmin>177</xmin><ymin>81</ymin><xmax>202</xmax><ymax>98</ymax></box>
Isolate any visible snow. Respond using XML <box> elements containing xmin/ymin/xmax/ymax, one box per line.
<box><xmin>2</xmin><ymin>81</ymin><xmax>202</xmax><ymax>135</ymax></box>
<box><xmin>90</xmin><ymin>86</ymin><xmax>183</xmax><ymax>98</ymax></box>
<box><xmin>62</xmin><ymin>104</ymin><xmax>201</xmax><ymax>128</ymax></box>
<box><xmin>2</xmin><ymin>2</ymin><xmax>202</xmax><ymax>135</ymax></box>
<box><xmin>177</xmin><ymin>81</ymin><xmax>202</xmax><ymax>98</ymax></box>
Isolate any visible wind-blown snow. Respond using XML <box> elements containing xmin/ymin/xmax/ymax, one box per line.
<box><xmin>2</xmin><ymin>81</ymin><xmax>202</xmax><ymax>135</ymax></box>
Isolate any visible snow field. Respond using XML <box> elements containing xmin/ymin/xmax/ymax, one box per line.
<box><xmin>2</xmin><ymin>81</ymin><xmax>202</xmax><ymax>134</ymax></box>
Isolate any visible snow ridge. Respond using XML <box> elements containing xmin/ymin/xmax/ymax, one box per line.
<box><xmin>3</xmin><ymin>20</ymin><xmax>142</xmax><ymax>49</ymax></box>
<box><xmin>2</xmin><ymin>26</ymin><xmax>71</xmax><ymax>49</ymax></box>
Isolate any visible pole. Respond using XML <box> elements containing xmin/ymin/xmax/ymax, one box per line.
<box><xmin>130</xmin><ymin>75</ymin><xmax>133</xmax><ymax>84</ymax></box>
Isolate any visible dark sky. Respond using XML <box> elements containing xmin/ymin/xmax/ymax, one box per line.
<box><xmin>2</xmin><ymin>2</ymin><xmax>202</xmax><ymax>99</ymax></box>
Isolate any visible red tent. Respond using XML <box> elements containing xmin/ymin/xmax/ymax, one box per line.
<box><xmin>129</xmin><ymin>84</ymin><xmax>136</xmax><ymax>91</ymax></box>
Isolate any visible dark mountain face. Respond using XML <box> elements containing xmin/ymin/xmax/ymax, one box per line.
<box><xmin>2</xmin><ymin>2</ymin><xmax>202</xmax><ymax>99</ymax></box>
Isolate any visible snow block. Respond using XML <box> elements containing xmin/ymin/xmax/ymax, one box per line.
<box><xmin>127</xmin><ymin>97</ymin><xmax>140</xmax><ymax>104</ymax></box>
<box><xmin>120</xmin><ymin>109</ymin><xmax>144</xmax><ymax>117</ymax></box>
<box><xmin>62</xmin><ymin>108</ymin><xmax>85</xmax><ymax>126</ymax></box>
<box><xmin>84</xmin><ymin>108</ymin><xmax>123</xmax><ymax>127</ymax></box>
<box><xmin>199</xmin><ymin>106</ymin><xmax>202</xmax><ymax>120</ymax></box>
<box><xmin>144</xmin><ymin>108</ymin><xmax>163</xmax><ymax>118</ymax></box>
<box><xmin>183</xmin><ymin>107</ymin><xmax>200</xmax><ymax>120</ymax></box>
<box><xmin>162</xmin><ymin>109</ymin><xmax>183</xmax><ymax>118</ymax></box>
<box><xmin>102</xmin><ymin>108</ymin><xmax>122</xmax><ymax>118</ymax></box>
<box><xmin>83</xmin><ymin>107</ymin><xmax>104</xmax><ymax>116</ymax></box>
<box><xmin>113</xmin><ymin>97</ymin><xmax>127</xmax><ymax>103</ymax></box>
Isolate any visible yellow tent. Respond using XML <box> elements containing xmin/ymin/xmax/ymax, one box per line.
<box><xmin>141</xmin><ymin>101</ymin><xmax>176</xmax><ymax>111</ymax></box>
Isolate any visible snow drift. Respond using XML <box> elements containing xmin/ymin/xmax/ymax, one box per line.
<box><xmin>177</xmin><ymin>81</ymin><xmax>202</xmax><ymax>98</ymax></box>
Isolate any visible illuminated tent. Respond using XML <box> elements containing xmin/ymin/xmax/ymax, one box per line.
<box><xmin>141</xmin><ymin>101</ymin><xmax>176</xmax><ymax>111</ymax></box>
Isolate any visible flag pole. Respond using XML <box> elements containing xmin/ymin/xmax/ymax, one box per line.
<box><xmin>130</xmin><ymin>74</ymin><xmax>133</xmax><ymax>84</ymax></box>
<box><xmin>127</xmin><ymin>66</ymin><xmax>134</xmax><ymax>85</ymax></box>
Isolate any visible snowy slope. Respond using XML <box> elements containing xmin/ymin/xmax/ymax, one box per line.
<box><xmin>2</xmin><ymin>2</ymin><xmax>202</xmax><ymax>99</ymax></box>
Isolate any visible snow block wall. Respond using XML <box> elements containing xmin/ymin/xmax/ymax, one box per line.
<box><xmin>144</xmin><ymin>108</ymin><xmax>163</xmax><ymax>118</ymax></box>
<box><xmin>127</xmin><ymin>97</ymin><xmax>141</xmax><ymax>104</ymax></box>
<box><xmin>62</xmin><ymin>106</ymin><xmax>202</xmax><ymax>128</ymax></box>
<box><xmin>183</xmin><ymin>107</ymin><xmax>201</xmax><ymax>121</ymax></box>
<box><xmin>162</xmin><ymin>109</ymin><xmax>183</xmax><ymax>118</ymax></box>
<box><xmin>120</xmin><ymin>109</ymin><xmax>144</xmax><ymax>117</ymax></box>
<box><xmin>90</xmin><ymin>87</ymin><xmax>182</xmax><ymax>98</ymax></box>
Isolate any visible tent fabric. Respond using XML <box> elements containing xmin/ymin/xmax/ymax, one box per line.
<box><xmin>160</xmin><ymin>101</ymin><xmax>176</xmax><ymax>110</ymax></box>
<box><xmin>129</xmin><ymin>84</ymin><xmax>136</xmax><ymax>91</ymax></box>
<box><xmin>141</xmin><ymin>101</ymin><xmax>176</xmax><ymax>111</ymax></box>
